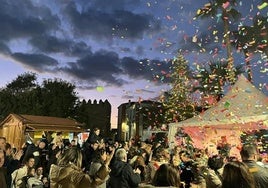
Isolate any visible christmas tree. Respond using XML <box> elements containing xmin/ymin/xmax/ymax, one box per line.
<box><xmin>163</xmin><ymin>52</ymin><xmax>196</xmax><ymax>123</ymax></box>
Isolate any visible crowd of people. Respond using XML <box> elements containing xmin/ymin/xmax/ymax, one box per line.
<box><xmin>0</xmin><ymin>127</ymin><xmax>268</xmax><ymax>188</ymax></box>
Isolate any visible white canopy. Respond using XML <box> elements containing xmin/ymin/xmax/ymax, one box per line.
<box><xmin>168</xmin><ymin>75</ymin><xmax>268</xmax><ymax>152</ymax></box>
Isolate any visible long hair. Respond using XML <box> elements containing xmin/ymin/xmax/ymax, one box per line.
<box><xmin>57</xmin><ymin>147</ymin><xmax>83</xmax><ymax>168</ymax></box>
<box><xmin>152</xmin><ymin>163</ymin><xmax>181</xmax><ymax>187</ymax></box>
<box><xmin>222</xmin><ymin>161</ymin><xmax>255</xmax><ymax>188</ymax></box>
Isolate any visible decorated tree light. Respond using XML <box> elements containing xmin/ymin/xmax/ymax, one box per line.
<box><xmin>163</xmin><ymin>52</ymin><xmax>196</xmax><ymax>123</ymax></box>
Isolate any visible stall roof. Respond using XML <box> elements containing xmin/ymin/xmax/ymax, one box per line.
<box><xmin>0</xmin><ymin>113</ymin><xmax>85</xmax><ymax>132</ymax></box>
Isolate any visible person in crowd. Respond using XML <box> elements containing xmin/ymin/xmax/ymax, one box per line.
<box><xmin>41</xmin><ymin>176</ymin><xmax>49</xmax><ymax>188</ymax></box>
<box><xmin>87</xmin><ymin>128</ymin><xmax>102</xmax><ymax>144</ymax></box>
<box><xmin>151</xmin><ymin>163</ymin><xmax>183</xmax><ymax>188</ymax></box>
<box><xmin>23</xmin><ymin>139</ymin><xmax>46</xmax><ymax>168</ymax></box>
<box><xmin>204</xmin><ymin>155</ymin><xmax>224</xmax><ymax>188</ymax></box>
<box><xmin>70</xmin><ymin>140</ymin><xmax>77</xmax><ymax>147</ymax></box>
<box><xmin>129</xmin><ymin>153</ymin><xmax>147</xmax><ymax>183</ymax></box>
<box><xmin>4</xmin><ymin>143</ymin><xmax>24</xmax><ymax>188</ymax></box>
<box><xmin>89</xmin><ymin>148</ymin><xmax>114</xmax><ymax>188</ymax></box>
<box><xmin>190</xmin><ymin>149</ymin><xmax>208</xmax><ymax>187</ymax></box>
<box><xmin>47</xmin><ymin>138</ymin><xmax>64</xmax><ymax>174</ymax></box>
<box><xmin>35</xmin><ymin>166</ymin><xmax>44</xmax><ymax>180</ymax></box>
<box><xmin>20</xmin><ymin>167</ymin><xmax>44</xmax><ymax>188</ymax></box>
<box><xmin>109</xmin><ymin>148</ymin><xmax>141</xmax><ymax>188</ymax></box>
<box><xmin>170</xmin><ymin>145</ymin><xmax>182</xmax><ymax>170</ymax></box>
<box><xmin>145</xmin><ymin>146</ymin><xmax>170</xmax><ymax>184</ymax></box>
<box><xmin>240</xmin><ymin>144</ymin><xmax>268</xmax><ymax>188</ymax></box>
<box><xmin>0</xmin><ymin>149</ymin><xmax>7</xmax><ymax>188</ymax></box>
<box><xmin>12</xmin><ymin>154</ymin><xmax>35</xmax><ymax>188</ymax></box>
<box><xmin>49</xmin><ymin>147</ymin><xmax>110</xmax><ymax>188</ymax></box>
<box><xmin>179</xmin><ymin>150</ymin><xmax>195</xmax><ymax>188</ymax></box>
<box><xmin>84</xmin><ymin>140</ymin><xmax>99</xmax><ymax>172</ymax></box>
<box><xmin>0</xmin><ymin>137</ymin><xmax>7</xmax><ymax>151</ymax></box>
<box><xmin>222</xmin><ymin>161</ymin><xmax>255</xmax><ymax>188</ymax></box>
<box><xmin>51</xmin><ymin>132</ymin><xmax>63</xmax><ymax>146</ymax></box>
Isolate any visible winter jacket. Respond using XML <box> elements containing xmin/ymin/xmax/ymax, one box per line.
<box><xmin>244</xmin><ymin>160</ymin><xmax>268</xmax><ymax>188</ymax></box>
<box><xmin>0</xmin><ymin>167</ymin><xmax>7</xmax><ymax>188</ymax></box>
<box><xmin>109</xmin><ymin>159</ymin><xmax>141</xmax><ymax>188</ymax></box>
<box><xmin>89</xmin><ymin>162</ymin><xmax>110</xmax><ymax>188</ymax></box>
<box><xmin>49</xmin><ymin>163</ymin><xmax>109</xmax><ymax>188</ymax></box>
<box><xmin>204</xmin><ymin>168</ymin><xmax>223</xmax><ymax>188</ymax></box>
<box><xmin>11</xmin><ymin>166</ymin><xmax>28</xmax><ymax>188</ymax></box>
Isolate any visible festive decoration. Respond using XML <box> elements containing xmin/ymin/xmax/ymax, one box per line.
<box><xmin>163</xmin><ymin>52</ymin><xmax>196</xmax><ymax>123</ymax></box>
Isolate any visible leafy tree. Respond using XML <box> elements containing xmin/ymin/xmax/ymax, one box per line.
<box><xmin>163</xmin><ymin>53</ymin><xmax>196</xmax><ymax>123</ymax></box>
<box><xmin>232</xmin><ymin>14</ymin><xmax>268</xmax><ymax>82</ymax></box>
<box><xmin>5</xmin><ymin>72</ymin><xmax>38</xmax><ymax>94</ymax></box>
<box><xmin>0</xmin><ymin>72</ymin><xmax>40</xmax><ymax>118</ymax></box>
<box><xmin>40</xmin><ymin>79</ymin><xmax>78</xmax><ymax>117</ymax></box>
<box><xmin>193</xmin><ymin>60</ymin><xmax>244</xmax><ymax>107</ymax></box>
<box><xmin>195</xmin><ymin>0</ymin><xmax>241</xmax><ymax>83</ymax></box>
<box><xmin>0</xmin><ymin>73</ymin><xmax>79</xmax><ymax>120</ymax></box>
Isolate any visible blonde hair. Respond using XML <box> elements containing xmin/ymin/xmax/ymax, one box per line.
<box><xmin>57</xmin><ymin>147</ymin><xmax>83</xmax><ymax>168</ymax></box>
<box><xmin>115</xmin><ymin>148</ymin><xmax>127</xmax><ymax>161</ymax></box>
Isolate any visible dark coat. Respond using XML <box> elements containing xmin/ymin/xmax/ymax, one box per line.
<box><xmin>87</xmin><ymin>133</ymin><xmax>101</xmax><ymax>144</ymax></box>
<box><xmin>0</xmin><ymin>167</ymin><xmax>7</xmax><ymax>188</ymax></box>
<box><xmin>109</xmin><ymin>159</ymin><xmax>141</xmax><ymax>188</ymax></box>
<box><xmin>4</xmin><ymin>156</ymin><xmax>20</xmax><ymax>188</ymax></box>
<box><xmin>244</xmin><ymin>160</ymin><xmax>268</xmax><ymax>188</ymax></box>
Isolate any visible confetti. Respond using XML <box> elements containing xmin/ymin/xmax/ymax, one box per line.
<box><xmin>257</xmin><ymin>2</ymin><xmax>268</xmax><ymax>9</ymax></box>
<box><xmin>96</xmin><ymin>86</ymin><xmax>104</xmax><ymax>92</ymax></box>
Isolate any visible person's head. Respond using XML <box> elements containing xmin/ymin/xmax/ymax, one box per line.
<box><xmin>222</xmin><ymin>161</ymin><xmax>255</xmax><ymax>188</ymax></box>
<box><xmin>42</xmin><ymin>176</ymin><xmax>49</xmax><ymax>185</ymax></box>
<box><xmin>38</xmin><ymin>140</ymin><xmax>46</xmax><ymax>149</ymax></box>
<box><xmin>152</xmin><ymin>163</ymin><xmax>181</xmax><ymax>187</ymax></box>
<box><xmin>170</xmin><ymin>153</ymin><xmax>181</xmax><ymax>167</ymax></box>
<box><xmin>0</xmin><ymin>137</ymin><xmax>6</xmax><ymax>151</ymax></box>
<box><xmin>0</xmin><ymin>149</ymin><xmax>5</xmax><ymax>167</ymax></box>
<box><xmin>71</xmin><ymin>140</ymin><xmax>76</xmax><ymax>146</ymax></box>
<box><xmin>240</xmin><ymin>144</ymin><xmax>258</xmax><ymax>161</ymax></box>
<box><xmin>153</xmin><ymin>147</ymin><xmax>170</xmax><ymax>162</ymax></box>
<box><xmin>94</xmin><ymin>128</ymin><xmax>100</xmax><ymax>136</ymax></box>
<box><xmin>172</xmin><ymin>145</ymin><xmax>181</xmax><ymax>155</ymax></box>
<box><xmin>36</xmin><ymin>166</ymin><xmax>43</xmax><ymax>176</ymax></box>
<box><xmin>57</xmin><ymin>147</ymin><xmax>83</xmax><ymax>168</ymax></box>
<box><xmin>5</xmin><ymin>142</ymin><xmax>12</xmax><ymax>156</ymax></box>
<box><xmin>179</xmin><ymin>150</ymin><xmax>192</xmax><ymax>162</ymax></box>
<box><xmin>25</xmin><ymin>155</ymin><xmax>35</xmax><ymax>168</ymax></box>
<box><xmin>28</xmin><ymin>167</ymin><xmax>36</xmax><ymax>176</ymax></box>
<box><xmin>115</xmin><ymin>148</ymin><xmax>127</xmax><ymax>162</ymax></box>
<box><xmin>94</xmin><ymin>148</ymin><xmax>107</xmax><ymax>163</ymax></box>
<box><xmin>91</xmin><ymin>141</ymin><xmax>99</xmax><ymax>150</ymax></box>
<box><xmin>208</xmin><ymin>155</ymin><xmax>224</xmax><ymax>170</ymax></box>
<box><xmin>56</xmin><ymin>132</ymin><xmax>63</xmax><ymax>137</ymax></box>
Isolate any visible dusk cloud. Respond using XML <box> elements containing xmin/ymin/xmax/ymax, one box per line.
<box><xmin>11</xmin><ymin>53</ymin><xmax>59</xmax><ymax>72</ymax></box>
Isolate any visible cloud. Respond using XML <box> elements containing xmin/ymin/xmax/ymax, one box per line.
<box><xmin>63</xmin><ymin>1</ymin><xmax>161</xmax><ymax>41</ymax></box>
<box><xmin>58</xmin><ymin>50</ymin><xmax>171</xmax><ymax>87</ymax></box>
<box><xmin>121</xmin><ymin>57</ymin><xmax>171</xmax><ymax>82</ymax></box>
<box><xmin>0</xmin><ymin>42</ymin><xmax>11</xmax><ymax>55</ymax></box>
<box><xmin>0</xmin><ymin>0</ymin><xmax>60</xmax><ymax>41</ymax></box>
<box><xmin>60</xmin><ymin>50</ymin><xmax>125</xmax><ymax>86</ymax></box>
<box><xmin>29</xmin><ymin>34</ymin><xmax>92</xmax><ymax>57</ymax></box>
<box><xmin>11</xmin><ymin>53</ymin><xmax>59</xmax><ymax>72</ymax></box>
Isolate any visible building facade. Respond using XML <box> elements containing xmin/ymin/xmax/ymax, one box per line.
<box><xmin>117</xmin><ymin>100</ymin><xmax>165</xmax><ymax>141</ymax></box>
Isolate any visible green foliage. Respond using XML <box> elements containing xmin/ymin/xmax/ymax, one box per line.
<box><xmin>0</xmin><ymin>73</ymin><xmax>112</xmax><ymax>135</ymax></box>
<box><xmin>163</xmin><ymin>53</ymin><xmax>196</xmax><ymax>123</ymax></box>
<box><xmin>0</xmin><ymin>73</ymin><xmax>78</xmax><ymax>120</ymax></box>
<box><xmin>40</xmin><ymin>79</ymin><xmax>78</xmax><ymax>117</ymax></box>
<box><xmin>195</xmin><ymin>0</ymin><xmax>241</xmax><ymax>84</ymax></box>
<box><xmin>193</xmin><ymin>60</ymin><xmax>244</xmax><ymax>107</ymax></box>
